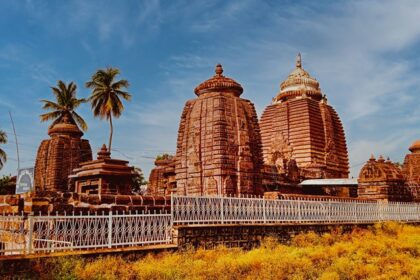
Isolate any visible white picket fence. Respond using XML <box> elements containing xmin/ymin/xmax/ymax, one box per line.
<box><xmin>1</xmin><ymin>194</ymin><xmax>420</xmax><ymax>256</ymax></box>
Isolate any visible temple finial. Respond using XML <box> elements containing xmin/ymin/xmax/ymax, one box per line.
<box><xmin>215</xmin><ymin>64</ymin><xmax>223</xmax><ymax>76</ymax></box>
<box><xmin>296</xmin><ymin>53</ymin><xmax>302</xmax><ymax>68</ymax></box>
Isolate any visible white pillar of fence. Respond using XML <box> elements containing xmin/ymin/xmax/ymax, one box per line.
<box><xmin>220</xmin><ymin>196</ymin><xmax>224</xmax><ymax>224</ymax></box>
<box><xmin>107</xmin><ymin>211</ymin><xmax>113</xmax><ymax>249</ymax></box>
<box><xmin>263</xmin><ymin>198</ymin><xmax>266</xmax><ymax>224</ymax></box>
<box><xmin>27</xmin><ymin>213</ymin><xmax>34</xmax><ymax>254</ymax></box>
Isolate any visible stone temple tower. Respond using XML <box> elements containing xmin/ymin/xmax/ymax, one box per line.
<box><xmin>175</xmin><ymin>64</ymin><xmax>264</xmax><ymax>196</ymax></box>
<box><xmin>260</xmin><ymin>54</ymin><xmax>349</xmax><ymax>179</ymax></box>
<box><xmin>34</xmin><ymin>112</ymin><xmax>92</xmax><ymax>193</ymax></box>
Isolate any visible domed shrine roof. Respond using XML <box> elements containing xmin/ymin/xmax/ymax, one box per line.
<box><xmin>409</xmin><ymin>140</ymin><xmax>420</xmax><ymax>153</ymax></box>
<box><xmin>359</xmin><ymin>155</ymin><xmax>404</xmax><ymax>182</ymax></box>
<box><xmin>275</xmin><ymin>53</ymin><xmax>322</xmax><ymax>102</ymax></box>
<box><xmin>194</xmin><ymin>64</ymin><xmax>243</xmax><ymax>97</ymax></box>
<box><xmin>48</xmin><ymin>112</ymin><xmax>83</xmax><ymax>138</ymax></box>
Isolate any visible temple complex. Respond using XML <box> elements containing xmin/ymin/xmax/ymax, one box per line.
<box><xmin>1</xmin><ymin>57</ymin><xmax>419</xmax><ymax>216</ymax></box>
<box><xmin>358</xmin><ymin>155</ymin><xmax>411</xmax><ymax>201</ymax></box>
<box><xmin>260</xmin><ymin>54</ymin><xmax>349</xmax><ymax>181</ymax></box>
<box><xmin>147</xmin><ymin>154</ymin><xmax>176</xmax><ymax>196</ymax></box>
<box><xmin>34</xmin><ymin>112</ymin><xmax>92</xmax><ymax>193</ymax></box>
<box><xmin>175</xmin><ymin>64</ymin><xmax>264</xmax><ymax>196</ymax></box>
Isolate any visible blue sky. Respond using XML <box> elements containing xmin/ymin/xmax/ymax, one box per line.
<box><xmin>0</xmin><ymin>0</ymin><xmax>419</xmax><ymax>179</ymax></box>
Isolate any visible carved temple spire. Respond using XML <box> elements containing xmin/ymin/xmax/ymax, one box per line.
<box><xmin>215</xmin><ymin>63</ymin><xmax>223</xmax><ymax>76</ymax></box>
<box><xmin>296</xmin><ymin>52</ymin><xmax>302</xmax><ymax>68</ymax></box>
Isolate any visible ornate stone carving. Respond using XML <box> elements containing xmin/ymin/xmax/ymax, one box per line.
<box><xmin>358</xmin><ymin>155</ymin><xmax>410</xmax><ymax>201</ymax></box>
<box><xmin>175</xmin><ymin>64</ymin><xmax>264</xmax><ymax>196</ymax></box>
<box><xmin>260</xmin><ymin>54</ymin><xmax>349</xmax><ymax>181</ymax></box>
<box><xmin>402</xmin><ymin>140</ymin><xmax>420</xmax><ymax>201</ymax></box>
<box><xmin>148</xmin><ymin>155</ymin><xmax>176</xmax><ymax>196</ymax></box>
<box><xmin>34</xmin><ymin>113</ymin><xmax>92</xmax><ymax>194</ymax></box>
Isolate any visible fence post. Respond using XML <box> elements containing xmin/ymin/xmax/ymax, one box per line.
<box><xmin>328</xmin><ymin>200</ymin><xmax>331</xmax><ymax>223</ymax></box>
<box><xmin>170</xmin><ymin>192</ymin><xmax>174</xmax><ymax>228</ymax></box>
<box><xmin>354</xmin><ymin>202</ymin><xmax>358</xmax><ymax>224</ymax></box>
<box><xmin>263</xmin><ymin>197</ymin><xmax>266</xmax><ymax>224</ymax></box>
<box><xmin>297</xmin><ymin>200</ymin><xmax>302</xmax><ymax>223</ymax></box>
<box><xmin>220</xmin><ymin>196</ymin><xmax>224</xmax><ymax>224</ymax></box>
<box><xmin>27</xmin><ymin>213</ymin><xmax>34</xmax><ymax>254</ymax></box>
<box><xmin>107</xmin><ymin>211</ymin><xmax>113</xmax><ymax>249</ymax></box>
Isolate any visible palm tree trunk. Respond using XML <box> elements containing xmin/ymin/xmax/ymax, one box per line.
<box><xmin>109</xmin><ymin>115</ymin><xmax>113</xmax><ymax>154</ymax></box>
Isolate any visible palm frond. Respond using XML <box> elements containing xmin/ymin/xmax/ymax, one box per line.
<box><xmin>112</xmin><ymin>79</ymin><xmax>129</xmax><ymax>89</ymax></box>
<box><xmin>40</xmin><ymin>100</ymin><xmax>63</xmax><ymax>111</ymax></box>
<box><xmin>0</xmin><ymin>148</ymin><xmax>7</xmax><ymax>169</ymax></box>
<box><xmin>115</xmin><ymin>90</ymin><xmax>132</xmax><ymax>101</ymax></box>
<box><xmin>40</xmin><ymin>111</ymin><xmax>62</xmax><ymax>122</ymax></box>
<box><xmin>71</xmin><ymin>111</ymin><xmax>88</xmax><ymax>131</ymax></box>
<box><xmin>0</xmin><ymin>130</ymin><xmax>7</xmax><ymax>144</ymax></box>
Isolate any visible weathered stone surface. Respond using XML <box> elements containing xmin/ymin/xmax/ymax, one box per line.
<box><xmin>358</xmin><ymin>155</ymin><xmax>411</xmax><ymax>201</ymax></box>
<box><xmin>174</xmin><ymin>224</ymin><xmax>370</xmax><ymax>250</ymax></box>
<box><xmin>34</xmin><ymin>113</ymin><xmax>92</xmax><ymax>193</ymax></box>
<box><xmin>148</xmin><ymin>155</ymin><xmax>176</xmax><ymax>196</ymax></box>
<box><xmin>402</xmin><ymin>140</ymin><xmax>420</xmax><ymax>201</ymax></box>
<box><xmin>260</xmin><ymin>54</ymin><xmax>349</xmax><ymax>181</ymax></box>
<box><xmin>175</xmin><ymin>64</ymin><xmax>264</xmax><ymax>196</ymax></box>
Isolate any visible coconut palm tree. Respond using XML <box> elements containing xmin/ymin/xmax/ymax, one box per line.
<box><xmin>0</xmin><ymin>130</ymin><xmax>7</xmax><ymax>170</ymax></box>
<box><xmin>40</xmin><ymin>80</ymin><xmax>87</xmax><ymax>130</ymax></box>
<box><xmin>85</xmin><ymin>67</ymin><xmax>131</xmax><ymax>153</ymax></box>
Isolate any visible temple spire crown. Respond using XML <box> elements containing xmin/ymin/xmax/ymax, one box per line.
<box><xmin>215</xmin><ymin>63</ymin><xmax>223</xmax><ymax>76</ymax></box>
<box><xmin>296</xmin><ymin>53</ymin><xmax>302</xmax><ymax>68</ymax></box>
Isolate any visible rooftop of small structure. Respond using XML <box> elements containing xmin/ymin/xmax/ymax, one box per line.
<box><xmin>274</xmin><ymin>53</ymin><xmax>322</xmax><ymax>102</ymax></box>
<box><xmin>194</xmin><ymin>64</ymin><xmax>243</xmax><ymax>97</ymax></box>
<box><xmin>299</xmin><ymin>178</ymin><xmax>358</xmax><ymax>186</ymax></box>
<box><xmin>359</xmin><ymin>155</ymin><xmax>404</xmax><ymax>182</ymax></box>
<box><xmin>69</xmin><ymin>144</ymin><xmax>134</xmax><ymax>178</ymax></box>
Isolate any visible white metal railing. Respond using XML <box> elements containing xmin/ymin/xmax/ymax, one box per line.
<box><xmin>1</xmin><ymin>194</ymin><xmax>420</xmax><ymax>256</ymax></box>
<box><xmin>0</xmin><ymin>214</ymin><xmax>27</xmax><ymax>255</ymax></box>
<box><xmin>171</xmin><ymin>195</ymin><xmax>420</xmax><ymax>225</ymax></box>
<box><xmin>0</xmin><ymin>212</ymin><xmax>172</xmax><ymax>256</ymax></box>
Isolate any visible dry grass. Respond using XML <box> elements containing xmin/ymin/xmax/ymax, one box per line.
<box><xmin>6</xmin><ymin>222</ymin><xmax>420</xmax><ymax>280</ymax></box>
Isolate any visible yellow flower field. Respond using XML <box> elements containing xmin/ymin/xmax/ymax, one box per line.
<box><xmin>4</xmin><ymin>222</ymin><xmax>420</xmax><ymax>280</ymax></box>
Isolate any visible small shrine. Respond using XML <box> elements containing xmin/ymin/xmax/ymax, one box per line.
<box><xmin>69</xmin><ymin>144</ymin><xmax>135</xmax><ymax>195</ymax></box>
<box><xmin>358</xmin><ymin>155</ymin><xmax>410</xmax><ymax>201</ymax></box>
<box><xmin>148</xmin><ymin>155</ymin><xmax>176</xmax><ymax>196</ymax></box>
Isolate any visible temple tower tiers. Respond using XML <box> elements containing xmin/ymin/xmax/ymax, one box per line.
<box><xmin>402</xmin><ymin>140</ymin><xmax>420</xmax><ymax>201</ymax></box>
<box><xmin>34</xmin><ymin>112</ymin><xmax>92</xmax><ymax>193</ymax></box>
<box><xmin>403</xmin><ymin>140</ymin><xmax>420</xmax><ymax>184</ymax></box>
<box><xmin>260</xmin><ymin>54</ymin><xmax>349</xmax><ymax>179</ymax></box>
<box><xmin>175</xmin><ymin>64</ymin><xmax>264</xmax><ymax>196</ymax></box>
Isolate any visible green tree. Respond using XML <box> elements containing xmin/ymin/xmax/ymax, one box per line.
<box><xmin>155</xmin><ymin>153</ymin><xmax>172</xmax><ymax>161</ymax></box>
<box><xmin>40</xmin><ymin>80</ymin><xmax>88</xmax><ymax>131</ymax></box>
<box><xmin>0</xmin><ymin>175</ymin><xmax>14</xmax><ymax>195</ymax></box>
<box><xmin>85</xmin><ymin>67</ymin><xmax>131</xmax><ymax>153</ymax></box>
<box><xmin>0</xmin><ymin>130</ymin><xmax>7</xmax><ymax>170</ymax></box>
<box><xmin>131</xmin><ymin>167</ymin><xmax>148</xmax><ymax>194</ymax></box>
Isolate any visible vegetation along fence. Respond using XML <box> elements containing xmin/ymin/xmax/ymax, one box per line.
<box><xmin>1</xmin><ymin>194</ymin><xmax>420</xmax><ymax>256</ymax></box>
